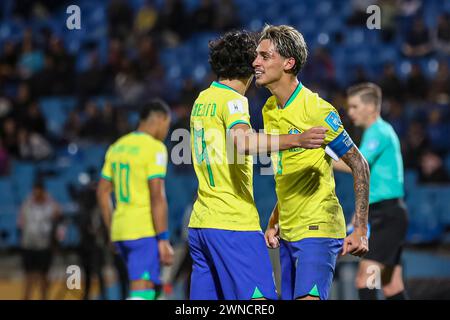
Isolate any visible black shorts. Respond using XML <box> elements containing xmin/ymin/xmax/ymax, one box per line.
<box><xmin>364</xmin><ymin>198</ymin><xmax>409</xmax><ymax>267</ymax></box>
<box><xmin>22</xmin><ymin>249</ymin><xmax>52</xmax><ymax>273</ymax></box>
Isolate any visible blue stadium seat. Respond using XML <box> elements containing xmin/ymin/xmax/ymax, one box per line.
<box><xmin>39</xmin><ymin>97</ymin><xmax>76</xmax><ymax>135</ymax></box>
<box><xmin>406</xmin><ymin>187</ymin><xmax>444</xmax><ymax>243</ymax></box>
<box><xmin>0</xmin><ymin>205</ymin><xmax>19</xmax><ymax>247</ymax></box>
<box><xmin>0</xmin><ymin>178</ymin><xmax>15</xmax><ymax>206</ymax></box>
<box><xmin>44</xmin><ymin>178</ymin><xmax>72</xmax><ymax>205</ymax></box>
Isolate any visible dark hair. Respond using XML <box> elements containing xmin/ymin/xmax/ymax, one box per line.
<box><xmin>208</xmin><ymin>30</ymin><xmax>257</xmax><ymax>80</ymax></box>
<box><xmin>33</xmin><ymin>180</ymin><xmax>45</xmax><ymax>190</ymax></box>
<box><xmin>139</xmin><ymin>98</ymin><xmax>171</xmax><ymax>121</ymax></box>
<box><xmin>347</xmin><ymin>82</ymin><xmax>382</xmax><ymax>112</ymax></box>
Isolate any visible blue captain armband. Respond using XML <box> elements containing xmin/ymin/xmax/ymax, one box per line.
<box><xmin>327</xmin><ymin>130</ymin><xmax>354</xmax><ymax>158</ymax></box>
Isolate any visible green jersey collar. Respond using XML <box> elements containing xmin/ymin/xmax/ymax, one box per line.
<box><xmin>278</xmin><ymin>82</ymin><xmax>303</xmax><ymax>109</ymax></box>
<box><xmin>211</xmin><ymin>81</ymin><xmax>241</xmax><ymax>95</ymax></box>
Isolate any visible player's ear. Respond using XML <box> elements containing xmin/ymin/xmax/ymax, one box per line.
<box><xmin>284</xmin><ymin>57</ymin><xmax>296</xmax><ymax>73</ymax></box>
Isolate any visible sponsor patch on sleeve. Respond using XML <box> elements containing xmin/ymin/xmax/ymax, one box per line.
<box><xmin>325</xmin><ymin>111</ymin><xmax>342</xmax><ymax>132</ymax></box>
<box><xmin>227</xmin><ymin>99</ymin><xmax>245</xmax><ymax>114</ymax></box>
<box><xmin>156</xmin><ymin>152</ymin><xmax>166</xmax><ymax>166</ymax></box>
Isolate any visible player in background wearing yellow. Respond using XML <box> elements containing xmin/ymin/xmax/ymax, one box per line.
<box><xmin>255</xmin><ymin>25</ymin><xmax>370</xmax><ymax>300</ymax></box>
<box><xmin>97</xmin><ymin>99</ymin><xmax>174</xmax><ymax>300</ymax></box>
<box><xmin>334</xmin><ymin>83</ymin><xmax>409</xmax><ymax>300</ymax></box>
<box><xmin>189</xmin><ymin>30</ymin><xmax>327</xmax><ymax>300</ymax></box>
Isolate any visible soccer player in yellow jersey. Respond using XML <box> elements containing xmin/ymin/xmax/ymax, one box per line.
<box><xmin>188</xmin><ymin>30</ymin><xmax>328</xmax><ymax>300</ymax></box>
<box><xmin>97</xmin><ymin>99</ymin><xmax>174</xmax><ymax>300</ymax></box>
<box><xmin>254</xmin><ymin>25</ymin><xmax>370</xmax><ymax>300</ymax></box>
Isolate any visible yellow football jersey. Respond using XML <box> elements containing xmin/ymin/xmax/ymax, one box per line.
<box><xmin>101</xmin><ymin>131</ymin><xmax>168</xmax><ymax>241</ymax></box>
<box><xmin>188</xmin><ymin>81</ymin><xmax>261</xmax><ymax>231</ymax></box>
<box><xmin>262</xmin><ymin>82</ymin><xmax>354</xmax><ymax>242</ymax></box>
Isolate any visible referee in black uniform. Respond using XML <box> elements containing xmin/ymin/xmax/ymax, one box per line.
<box><xmin>334</xmin><ymin>83</ymin><xmax>409</xmax><ymax>300</ymax></box>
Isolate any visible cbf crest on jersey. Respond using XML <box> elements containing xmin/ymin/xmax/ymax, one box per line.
<box><xmin>288</xmin><ymin>127</ymin><xmax>304</xmax><ymax>153</ymax></box>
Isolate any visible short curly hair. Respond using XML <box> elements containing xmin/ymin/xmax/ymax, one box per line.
<box><xmin>208</xmin><ymin>30</ymin><xmax>257</xmax><ymax>80</ymax></box>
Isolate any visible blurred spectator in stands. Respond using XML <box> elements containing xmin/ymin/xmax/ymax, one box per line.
<box><xmin>103</xmin><ymin>39</ymin><xmax>126</xmax><ymax>94</ymax></box>
<box><xmin>434</xmin><ymin>13</ymin><xmax>450</xmax><ymax>56</ymax></box>
<box><xmin>426</xmin><ymin>109</ymin><xmax>450</xmax><ymax>154</ymax></box>
<box><xmin>384</xmin><ymin>99</ymin><xmax>407</xmax><ymax>138</ymax></box>
<box><xmin>13</xmin><ymin>0</ymin><xmax>61</xmax><ymax>20</ymax></box>
<box><xmin>71</xmin><ymin>169</ymin><xmax>108</xmax><ymax>300</ymax></box>
<box><xmin>13</xmin><ymin>83</ymin><xmax>33</xmax><ymax>121</ymax></box>
<box><xmin>379</xmin><ymin>62</ymin><xmax>404</xmax><ymax>102</ymax></box>
<box><xmin>63</xmin><ymin>110</ymin><xmax>81</xmax><ymax>143</ymax></box>
<box><xmin>30</xmin><ymin>54</ymin><xmax>57</xmax><ymax>97</ymax></box>
<box><xmin>402</xmin><ymin>17</ymin><xmax>433</xmax><ymax>58</ymax></box>
<box><xmin>179</xmin><ymin>79</ymin><xmax>199</xmax><ymax>108</ymax></box>
<box><xmin>346</xmin><ymin>0</ymin><xmax>373</xmax><ymax>26</ymax></box>
<box><xmin>108</xmin><ymin>0</ymin><xmax>133</xmax><ymax>42</ymax></box>
<box><xmin>17</xmin><ymin>127</ymin><xmax>53</xmax><ymax>161</ymax></box>
<box><xmin>406</xmin><ymin>64</ymin><xmax>428</xmax><ymax>101</ymax></box>
<box><xmin>396</xmin><ymin>0</ymin><xmax>422</xmax><ymax>18</ymax></box>
<box><xmin>214</xmin><ymin>0</ymin><xmax>240</xmax><ymax>32</ymax></box>
<box><xmin>80</xmin><ymin>101</ymin><xmax>102</xmax><ymax>141</ymax></box>
<box><xmin>350</xmin><ymin>66</ymin><xmax>369</xmax><ymax>85</ymax></box>
<box><xmin>134</xmin><ymin>0</ymin><xmax>159</xmax><ymax>36</ymax></box>
<box><xmin>303</xmin><ymin>47</ymin><xmax>336</xmax><ymax>92</ymax></box>
<box><xmin>18</xmin><ymin>30</ymin><xmax>44</xmax><ymax>79</ymax></box>
<box><xmin>0</xmin><ymin>96</ymin><xmax>12</xmax><ymax>123</ymax></box>
<box><xmin>105</xmin><ymin>39</ymin><xmax>125</xmax><ymax>76</ymax></box>
<box><xmin>402</xmin><ymin>121</ymin><xmax>429</xmax><ymax>169</ymax></box>
<box><xmin>99</xmin><ymin>102</ymin><xmax>117</xmax><ymax>142</ymax></box>
<box><xmin>36</xmin><ymin>26</ymin><xmax>53</xmax><ymax>53</ymax></box>
<box><xmin>47</xmin><ymin>37</ymin><xmax>75</xmax><ymax>95</ymax></box>
<box><xmin>378</xmin><ymin>0</ymin><xmax>397</xmax><ymax>43</ymax></box>
<box><xmin>1</xmin><ymin>118</ymin><xmax>19</xmax><ymax>157</ymax></box>
<box><xmin>21</xmin><ymin>101</ymin><xmax>47</xmax><ymax>137</ymax></box>
<box><xmin>157</xmin><ymin>0</ymin><xmax>188</xmax><ymax>44</ymax></box>
<box><xmin>0</xmin><ymin>41</ymin><xmax>19</xmax><ymax>83</ymax></box>
<box><xmin>192</xmin><ymin>0</ymin><xmax>216</xmax><ymax>32</ymax></box>
<box><xmin>17</xmin><ymin>180</ymin><xmax>62</xmax><ymax>300</ymax></box>
<box><xmin>136</xmin><ymin>36</ymin><xmax>159</xmax><ymax>75</ymax></box>
<box><xmin>115</xmin><ymin>59</ymin><xmax>146</xmax><ymax>106</ymax></box>
<box><xmin>418</xmin><ymin>150</ymin><xmax>450</xmax><ymax>184</ymax></box>
<box><xmin>429</xmin><ymin>61</ymin><xmax>450</xmax><ymax>104</ymax></box>
<box><xmin>77</xmin><ymin>49</ymin><xmax>106</xmax><ymax>100</ymax></box>
<box><xmin>115</xmin><ymin>110</ymin><xmax>131</xmax><ymax>139</ymax></box>
<box><xmin>0</xmin><ymin>138</ymin><xmax>10</xmax><ymax>176</ymax></box>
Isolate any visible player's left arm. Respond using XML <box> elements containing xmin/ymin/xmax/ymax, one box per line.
<box><xmin>97</xmin><ymin>148</ymin><xmax>114</xmax><ymax>235</ymax></box>
<box><xmin>314</xmin><ymin>102</ymin><xmax>369</xmax><ymax>257</ymax></box>
<box><xmin>97</xmin><ymin>178</ymin><xmax>114</xmax><ymax>233</ymax></box>
<box><xmin>148</xmin><ymin>145</ymin><xmax>174</xmax><ymax>266</ymax></box>
<box><xmin>341</xmin><ymin>146</ymin><xmax>370</xmax><ymax>244</ymax></box>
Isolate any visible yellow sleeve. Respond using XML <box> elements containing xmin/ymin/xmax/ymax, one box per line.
<box><xmin>311</xmin><ymin>98</ymin><xmax>354</xmax><ymax>157</ymax></box>
<box><xmin>147</xmin><ymin>142</ymin><xmax>168</xmax><ymax>180</ymax></box>
<box><xmin>221</xmin><ymin>96</ymin><xmax>251</xmax><ymax>129</ymax></box>
<box><xmin>100</xmin><ymin>147</ymin><xmax>113</xmax><ymax>181</ymax></box>
<box><xmin>310</xmin><ymin>99</ymin><xmax>345</xmax><ymax>143</ymax></box>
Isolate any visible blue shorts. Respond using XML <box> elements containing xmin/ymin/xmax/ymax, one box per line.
<box><xmin>188</xmin><ymin>228</ymin><xmax>277</xmax><ymax>300</ymax></box>
<box><xmin>280</xmin><ymin>237</ymin><xmax>343</xmax><ymax>300</ymax></box>
<box><xmin>114</xmin><ymin>237</ymin><xmax>160</xmax><ymax>284</ymax></box>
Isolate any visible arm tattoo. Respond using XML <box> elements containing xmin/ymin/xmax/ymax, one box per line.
<box><xmin>341</xmin><ymin>146</ymin><xmax>370</xmax><ymax>230</ymax></box>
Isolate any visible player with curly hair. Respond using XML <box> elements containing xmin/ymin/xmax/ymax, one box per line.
<box><xmin>188</xmin><ymin>30</ymin><xmax>327</xmax><ymax>300</ymax></box>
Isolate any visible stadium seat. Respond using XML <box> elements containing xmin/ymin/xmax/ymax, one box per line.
<box><xmin>44</xmin><ymin>178</ymin><xmax>72</xmax><ymax>205</ymax></box>
<box><xmin>0</xmin><ymin>178</ymin><xmax>15</xmax><ymax>206</ymax></box>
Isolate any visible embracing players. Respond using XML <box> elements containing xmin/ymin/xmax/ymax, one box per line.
<box><xmin>256</xmin><ymin>25</ymin><xmax>370</xmax><ymax>300</ymax></box>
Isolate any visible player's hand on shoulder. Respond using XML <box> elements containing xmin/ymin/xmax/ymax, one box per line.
<box><xmin>298</xmin><ymin>126</ymin><xmax>328</xmax><ymax>149</ymax></box>
<box><xmin>341</xmin><ymin>229</ymin><xmax>369</xmax><ymax>257</ymax></box>
<box><xmin>264</xmin><ymin>225</ymin><xmax>280</xmax><ymax>249</ymax></box>
<box><xmin>158</xmin><ymin>240</ymin><xmax>174</xmax><ymax>266</ymax></box>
